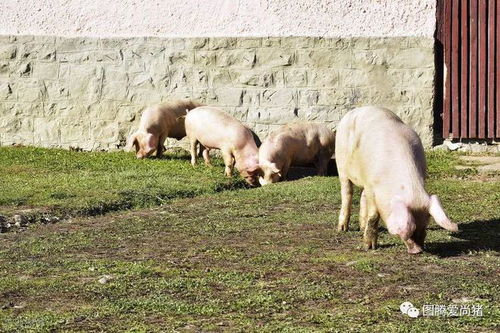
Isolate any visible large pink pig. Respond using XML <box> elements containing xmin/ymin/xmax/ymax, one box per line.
<box><xmin>335</xmin><ymin>106</ymin><xmax>458</xmax><ymax>254</ymax></box>
<box><xmin>128</xmin><ymin>100</ymin><xmax>201</xmax><ymax>159</ymax></box>
<box><xmin>185</xmin><ymin>106</ymin><xmax>260</xmax><ymax>186</ymax></box>
<box><xmin>258</xmin><ymin>122</ymin><xmax>336</xmax><ymax>185</ymax></box>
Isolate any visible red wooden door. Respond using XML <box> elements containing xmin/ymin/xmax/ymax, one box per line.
<box><xmin>437</xmin><ymin>0</ymin><xmax>499</xmax><ymax>139</ymax></box>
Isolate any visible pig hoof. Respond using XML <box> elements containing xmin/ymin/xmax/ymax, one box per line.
<box><xmin>337</xmin><ymin>224</ymin><xmax>348</xmax><ymax>232</ymax></box>
<box><xmin>364</xmin><ymin>242</ymin><xmax>377</xmax><ymax>251</ymax></box>
<box><xmin>407</xmin><ymin>246</ymin><xmax>423</xmax><ymax>255</ymax></box>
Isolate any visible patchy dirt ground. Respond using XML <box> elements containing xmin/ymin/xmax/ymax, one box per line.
<box><xmin>0</xmin><ymin>149</ymin><xmax>498</xmax><ymax>331</ymax></box>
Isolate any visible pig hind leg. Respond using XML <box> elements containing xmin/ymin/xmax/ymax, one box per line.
<box><xmin>189</xmin><ymin>137</ymin><xmax>199</xmax><ymax>166</ymax></box>
<box><xmin>197</xmin><ymin>145</ymin><xmax>202</xmax><ymax>157</ymax></box>
<box><xmin>221</xmin><ymin>150</ymin><xmax>235</xmax><ymax>177</ymax></box>
<box><xmin>363</xmin><ymin>191</ymin><xmax>380</xmax><ymax>250</ymax></box>
<box><xmin>338</xmin><ymin>177</ymin><xmax>353</xmax><ymax>232</ymax></box>
<box><xmin>359</xmin><ymin>190</ymin><xmax>367</xmax><ymax>231</ymax></box>
<box><xmin>202</xmin><ymin>147</ymin><xmax>212</xmax><ymax>166</ymax></box>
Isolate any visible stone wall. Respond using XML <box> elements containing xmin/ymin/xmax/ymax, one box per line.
<box><xmin>0</xmin><ymin>35</ymin><xmax>435</xmax><ymax>150</ymax></box>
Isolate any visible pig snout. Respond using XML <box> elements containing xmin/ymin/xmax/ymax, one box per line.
<box><xmin>257</xmin><ymin>163</ymin><xmax>281</xmax><ymax>186</ymax></box>
<box><xmin>258</xmin><ymin>173</ymin><xmax>280</xmax><ymax>186</ymax></box>
<box><xmin>136</xmin><ymin>152</ymin><xmax>150</xmax><ymax>159</ymax></box>
<box><xmin>258</xmin><ymin>177</ymin><xmax>269</xmax><ymax>186</ymax></box>
<box><xmin>245</xmin><ymin>177</ymin><xmax>259</xmax><ymax>187</ymax></box>
<box><xmin>241</xmin><ymin>166</ymin><xmax>261</xmax><ymax>187</ymax></box>
<box><xmin>135</xmin><ymin>146</ymin><xmax>155</xmax><ymax>159</ymax></box>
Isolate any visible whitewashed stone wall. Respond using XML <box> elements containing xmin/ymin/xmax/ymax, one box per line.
<box><xmin>0</xmin><ymin>35</ymin><xmax>435</xmax><ymax>150</ymax></box>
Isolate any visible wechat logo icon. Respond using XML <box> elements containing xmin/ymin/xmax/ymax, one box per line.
<box><xmin>400</xmin><ymin>301</ymin><xmax>420</xmax><ymax>318</ymax></box>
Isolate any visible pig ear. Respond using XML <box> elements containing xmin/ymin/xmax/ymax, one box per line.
<box><xmin>247</xmin><ymin>165</ymin><xmax>262</xmax><ymax>176</ymax></box>
<box><xmin>429</xmin><ymin>195</ymin><xmax>458</xmax><ymax>231</ymax></box>
<box><xmin>387</xmin><ymin>197</ymin><xmax>415</xmax><ymax>240</ymax></box>
<box><xmin>269</xmin><ymin>163</ymin><xmax>281</xmax><ymax>176</ymax></box>
<box><xmin>127</xmin><ymin>133</ymin><xmax>139</xmax><ymax>152</ymax></box>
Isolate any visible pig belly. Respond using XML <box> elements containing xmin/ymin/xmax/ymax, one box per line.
<box><xmin>195</xmin><ymin>133</ymin><xmax>228</xmax><ymax>150</ymax></box>
<box><xmin>290</xmin><ymin>148</ymin><xmax>317</xmax><ymax>166</ymax></box>
<box><xmin>168</xmin><ymin>126</ymin><xmax>186</xmax><ymax>140</ymax></box>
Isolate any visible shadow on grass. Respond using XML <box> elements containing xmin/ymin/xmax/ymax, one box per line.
<box><xmin>71</xmin><ymin>178</ymin><xmax>248</xmax><ymax>218</ymax></box>
<box><xmin>426</xmin><ymin>218</ymin><xmax>500</xmax><ymax>257</ymax></box>
<box><xmin>155</xmin><ymin>154</ymin><xmax>192</xmax><ymax>161</ymax></box>
<box><xmin>155</xmin><ymin>148</ymin><xmax>191</xmax><ymax>161</ymax></box>
<box><xmin>285</xmin><ymin>159</ymin><xmax>338</xmax><ymax>181</ymax></box>
<box><xmin>0</xmin><ymin>178</ymin><xmax>249</xmax><ymax>229</ymax></box>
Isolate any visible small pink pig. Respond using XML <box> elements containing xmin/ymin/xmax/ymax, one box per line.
<box><xmin>335</xmin><ymin>106</ymin><xmax>458</xmax><ymax>254</ymax></box>
<box><xmin>185</xmin><ymin>106</ymin><xmax>260</xmax><ymax>186</ymax></box>
<box><xmin>258</xmin><ymin>122</ymin><xmax>336</xmax><ymax>185</ymax></box>
<box><xmin>128</xmin><ymin>100</ymin><xmax>201</xmax><ymax>159</ymax></box>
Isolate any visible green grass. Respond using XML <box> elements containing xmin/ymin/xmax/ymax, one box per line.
<box><xmin>0</xmin><ymin>148</ymin><xmax>498</xmax><ymax>331</ymax></box>
<box><xmin>0</xmin><ymin>146</ymin><xmax>244</xmax><ymax>217</ymax></box>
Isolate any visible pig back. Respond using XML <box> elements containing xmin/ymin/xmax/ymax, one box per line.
<box><xmin>185</xmin><ymin>107</ymin><xmax>255</xmax><ymax>150</ymax></box>
<box><xmin>159</xmin><ymin>100</ymin><xmax>200</xmax><ymax>139</ymax></box>
<box><xmin>267</xmin><ymin>123</ymin><xmax>335</xmax><ymax>166</ymax></box>
<box><xmin>336</xmin><ymin>106</ymin><xmax>426</xmax><ymax>188</ymax></box>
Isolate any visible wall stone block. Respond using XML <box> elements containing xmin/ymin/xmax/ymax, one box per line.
<box><xmin>236</xmin><ymin>38</ymin><xmax>262</xmax><ymax>49</ymax></box>
<box><xmin>216</xmin><ymin>49</ymin><xmax>256</xmax><ymax>69</ymax></box>
<box><xmin>16</xmin><ymin>79</ymin><xmax>46</xmax><ymax>102</ymax></box>
<box><xmin>0</xmin><ymin>45</ymin><xmax>17</xmax><ymax>60</ymax></box>
<box><xmin>284</xmin><ymin>68</ymin><xmax>307</xmax><ymax>87</ymax></box>
<box><xmin>33</xmin><ymin>62</ymin><xmax>59</xmax><ymax>80</ymax></box>
<box><xmin>194</xmin><ymin>51</ymin><xmax>217</xmax><ymax>66</ymax></box>
<box><xmin>261</xmin><ymin>89</ymin><xmax>296</xmax><ymax>107</ymax></box>
<box><xmin>256</xmin><ymin>48</ymin><xmax>294</xmax><ymax>67</ymax></box>
<box><xmin>208</xmin><ymin>38</ymin><xmax>237</xmax><ymax>50</ymax></box>
<box><xmin>0</xmin><ymin>83</ymin><xmax>14</xmax><ymax>101</ymax></box>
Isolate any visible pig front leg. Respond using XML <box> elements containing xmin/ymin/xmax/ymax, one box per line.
<box><xmin>221</xmin><ymin>150</ymin><xmax>235</xmax><ymax>177</ymax></box>
<box><xmin>156</xmin><ymin>133</ymin><xmax>167</xmax><ymax>157</ymax></box>
<box><xmin>315</xmin><ymin>153</ymin><xmax>330</xmax><ymax>176</ymax></box>
<box><xmin>404</xmin><ymin>238</ymin><xmax>423</xmax><ymax>254</ymax></box>
<box><xmin>280</xmin><ymin>161</ymin><xmax>291</xmax><ymax>180</ymax></box>
<box><xmin>189</xmin><ymin>137</ymin><xmax>198</xmax><ymax>166</ymax></box>
<box><xmin>404</xmin><ymin>218</ymin><xmax>427</xmax><ymax>254</ymax></box>
<box><xmin>412</xmin><ymin>224</ymin><xmax>427</xmax><ymax>251</ymax></box>
<box><xmin>362</xmin><ymin>191</ymin><xmax>379</xmax><ymax>250</ymax></box>
<box><xmin>338</xmin><ymin>177</ymin><xmax>353</xmax><ymax>231</ymax></box>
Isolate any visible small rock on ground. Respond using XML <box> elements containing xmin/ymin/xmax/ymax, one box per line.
<box><xmin>13</xmin><ymin>214</ymin><xmax>29</xmax><ymax>227</ymax></box>
<box><xmin>98</xmin><ymin>275</ymin><xmax>114</xmax><ymax>284</ymax></box>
